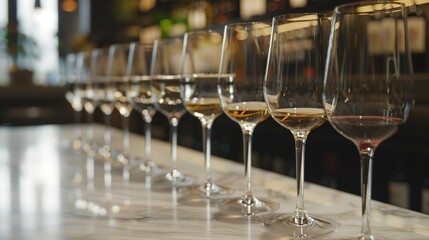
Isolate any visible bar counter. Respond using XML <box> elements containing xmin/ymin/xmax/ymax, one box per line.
<box><xmin>1</xmin><ymin>124</ymin><xmax>428</xmax><ymax>239</ymax></box>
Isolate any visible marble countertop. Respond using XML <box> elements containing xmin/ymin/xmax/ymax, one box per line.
<box><xmin>0</xmin><ymin>124</ymin><xmax>428</xmax><ymax>239</ymax></box>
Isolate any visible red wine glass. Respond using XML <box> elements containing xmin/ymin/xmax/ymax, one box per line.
<box><xmin>323</xmin><ymin>2</ymin><xmax>414</xmax><ymax>239</ymax></box>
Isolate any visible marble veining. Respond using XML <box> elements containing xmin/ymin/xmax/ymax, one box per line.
<box><xmin>0</xmin><ymin>124</ymin><xmax>428</xmax><ymax>240</ymax></box>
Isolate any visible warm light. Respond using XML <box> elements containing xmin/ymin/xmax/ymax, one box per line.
<box><xmin>209</xmin><ymin>33</ymin><xmax>222</xmax><ymax>44</ymax></box>
<box><xmin>140</xmin><ymin>25</ymin><xmax>161</xmax><ymax>44</ymax></box>
<box><xmin>357</xmin><ymin>3</ymin><xmax>398</xmax><ymax>13</ymax></box>
<box><xmin>188</xmin><ymin>8</ymin><xmax>206</xmax><ymax>30</ymax></box>
<box><xmin>289</xmin><ymin>0</ymin><xmax>307</xmax><ymax>8</ymax></box>
<box><xmin>236</xmin><ymin>30</ymin><xmax>248</xmax><ymax>40</ymax></box>
<box><xmin>62</xmin><ymin>0</ymin><xmax>77</xmax><ymax>12</ymax></box>
<box><xmin>277</xmin><ymin>20</ymin><xmax>318</xmax><ymax>33</ymax></box>
<box><xmin>240</xmin><ymin>0</ymin><xmax>266</xmax><ymax>19</ymax></box>
<box><xmin>415</xmin><ymin>0</ymin><xmax>429</xmax><ymax>4</ymax></box>
<box><xmin>140</xmin><ymin>0</ymin><xmax>156</xmax><ymax>12</ymax></box>
<box><xmin>399</xmin><ymin>0</ymin><xmax>415</xmax><ymax>6</ymax></box>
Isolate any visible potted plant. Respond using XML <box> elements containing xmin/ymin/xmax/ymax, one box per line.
<box><xmin>1</xmin><ymin>23</ymin><xmax>39</xmax><ymax>85</ymax></box>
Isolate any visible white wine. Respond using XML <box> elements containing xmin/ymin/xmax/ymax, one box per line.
<box><xmin>271</xmin><ymin>108</ymin><xmax>326</xmax><ymax>132</ymax></box>
<box><xmin>182</xmin><ymin>73</ymin><xmax>222</xmax><ymax>120</ymax></box>
<box><xmin>69</xmin><ymin>82</ymin><xmax>85</xmax><ymax>112</ymax></box>
<box><xmin>186</xmin><ymin>98</ymin><xmax>222</xmax><ymax>119</ymax></box>
<box><xmin>64</xmin><ymin>82</ymin><xmax>75</xmax><ymax>105</ymax></box>
<box><xmin>128</xmin><ymin>76</ymin><xmax>156</xmax><ymax>118</ymax></box>
<box><xmin>223</xmin><ymin>101</ymin><xmax>269</xmax><ymax>125</ymax></box>
<box><xmin>111</xmin><ymin>77</ymin><xmax>133</xmax><ymax>117</ymax></box>
<box><xmin>82</xmin><ymin>82</ymin><xmax>97</xmax><ymax>113</ymax></box>
<box><xmin>152</xmin><ymin>76</ymin><xmax>186</xmax><ymax>119</ymax></box>
<box><xmin>92</xmin><ymin>79</ymin><xmax>114</xmax><ymax>115</ymax></box>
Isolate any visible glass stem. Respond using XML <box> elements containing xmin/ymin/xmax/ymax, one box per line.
<box><xmin>86</xmin><ymin>155</ymin><xmax>94</xmax><ymax>191</ymax></box>
<box><xmin>242</xmin><ymin>127</ymin><xmax>254</xmax><ymax>196</ymax></box>
<box><xmin>201</xmin><ymin>119</ymin><xmax>214</xmax><ymax>189</ymax></box>
<box><xmin>144</xmin><ymin>115</ymin><xmax>152</xmax><ymax>167</ymax></box>
<box><xmin>103</xmin><ymin>114</ymin><xmax>112</xmax><ymax>186</ymax></box>
<box><xmin>74</xmin><ymin>110</ymin><xmax>81</xmax><ymax>144</ymax></box>
<box><xmin>73</xmin><ymin>110</ymin><xmax>82</xmax><ymax>151</ymax></box>
<box><xmin>358</xmin><ymin>144</ymin><xmax>376</xmax><ymax>240</ymax></box>
<box><xmin>104</xmin><ymin>161</ymin><xmax>111</xmax><ymax>188</ymax></box>
<box><xmin>123</xmin><ymin>115</ymin><xmax>130</xmax><ymax>161</ymax></box>
<box><xmin>121</xmin><ymin>115</ymin><xmax>130</xmax><ymax>181</ymax></box>
<box><xmin>292</xmin><ymin>131</ymin><xmax>311</xmax><ymax>226</ymax></box>
<box><xmin>103</xmin><ymin>114</ymin><xmax>111</xmax><ymax>157</ymax></box>
<box><xmin>170</xmin><ymin>117</ymin><xmax>179</xmax><ymax>173</ymax></box>
<box><xmin>85</xmin><ymin>111</ymin><xmax>94</xmax><ymax>153</ymax></box>
<box><xmin>74</xmin><ymin>109</ymin><xmax>81</xmax><ymax>125</ymax></box>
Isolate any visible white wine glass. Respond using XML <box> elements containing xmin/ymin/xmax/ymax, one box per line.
<box><xmin>75</xmin><ymin>50</ymin><xmax>97</xmax><ymax>194</ymax></box>
<box><xmin>91</xmin><ymin>48</ymin><xmax>115</xmax><ymax>164</ymax></box>
<box><xmin>263</xmin><ymin>13</ymin><xmax>339</xmax><ymax>238</ymax></box>
<box><xmin>126</xmin><ymin>42</ymin><xmax>162</xmax><ymax>176</ymax></box>
<box><xmin>63</xmin><ymin>53</ymin><xmax>84</xmax><ymax>152</ymax></box>
<box><xmin>323</xmin><ymin>2</ymin><xmax>414</xmax><ymax>239</ymax></box>
<box><xmin>107</xmin><ymin>43</ymin><xmax>134</xmax><ymax>180</ymax></box>
<box><xmin>78</xmin><ymin>51</ymin><xmax>98</xmax><ymax>157</ymax></box>
<box><xmin>217</xmin><ymin>22</ymin><xmax>279</xmax><ymax>216</ymax></box>
<box><xmin>151</xmin><ymin>37</ymin><xmax>195</xmax><ymax>188</ymax></box>
<box><xmin>179</xmin><ymin>30</ymin><xmax>232</xmax><ymax>199</ymax></box>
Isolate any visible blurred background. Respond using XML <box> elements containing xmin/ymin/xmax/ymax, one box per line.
<box><xmin>0</xmin><ymin>0</ymin><xmax>428</xmax><ymax>214</ymax></box>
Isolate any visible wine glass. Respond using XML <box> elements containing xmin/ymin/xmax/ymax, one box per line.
<box><xmin>107</xmin><ymin>43</ymin><xmax>134</xmax><ymax>180</ymax></box>
<box><xmin>75</xmin><ymin>50</ymin><xmax>97</xmax><ymax>193</ymax></box>
<box><xmin>151</xmin><ymin>37</ymin><xmax>195</xmax><ymax>188</ymax></box>
<box><xmin>179</xmin><ymin>30</ymin><xmax>231</xmax><ymax>199</ymax></box>
<box><xmin>91</xmin><ymin>48</ymin><xmax>116</xmax><ymax>164</ymax></box>
<box><xmin>323</xmin><ymin>2</ymin><xmax>414</xmax><ymax>239</ymax></box>
<box><xmin>63</xmin><ymin>53</ymin><xmax>84</xmax><ymax>152</ymax></box>
<box><xmin>217</xmin><ymin>21</ymin><xmax>279</xmax><ymax>216</ymax></box>
<box><xmin>77</xmin><ymin>51</ymin><xmax>98</xmax><ymax>157</ymax></box>
<box><xmin>263</xmin><ymin>13</ymin><xmax>339</xmax><ymax>238</ymax></box>
<box><xmin>126</xmin><ymin>42</ymin><xmax>161</xmax><ymax>176</ymax></box>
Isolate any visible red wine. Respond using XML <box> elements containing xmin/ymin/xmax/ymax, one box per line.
<box><xmin>329</xmin><ymin>116</ymin><xmax>403</xmax><ymax>145</ymax></box>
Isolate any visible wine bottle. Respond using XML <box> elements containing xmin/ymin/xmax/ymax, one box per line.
<box><xmin>388</xmin><ymin>160</ymin><xmax>409</xmax><ymax>208</ymax></box>
<box><xmin>422</xmin><ymin>177</ymin><xmax>429</xmax><ymax>214</ymax></box>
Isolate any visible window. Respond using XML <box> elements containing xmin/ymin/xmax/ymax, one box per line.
<box><xmin>0</xmin><ymin>0</ymin><xmax>6</xmax><ymax>27</ymax></box>
<box><xmin>18</xmin><ymin>0</ymin><xmax>59</xmax><ymax>84</ymax></box>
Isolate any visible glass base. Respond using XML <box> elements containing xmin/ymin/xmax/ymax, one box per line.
<box><xmin>150</xmin><ymin>169</ymin><xmax>195</xmax><ymax>191</ymax></box>
<box><xmin>180</xmin><ymin>182</ymin><xmax>233</xmax><ymax>198</ymax></box>
<box><xmin>96</xmin><ymin>147</ymin><xmax>119</xmax><ymax>166</ymax></box>
<box><xmin>334</xmin><ymin>233</ymin><xmax>376</xmax><ymax>240</ymax></box>
<box><xmin>137</xmin><ymin>160</ymin><xmax>166</xmax><ymax>175</ymax></box>
<box><xmin>128</xmin><ymin>162</ymin><xmax>167</xmax><ymax>187</ymax></box>
<box><xmin>177</xmin><ymin>182</ymin><xmax>233</xmax><ymax>206</ymax></box>
<box><xmin>116</xmin><ymin>153</ymin><xmax>129</xmax><ymax>166</ymax></box>
<box><xmin>82</xmin><ymin>141</ymin><xmax>99</xmax><ymax>156</ymax></box>
<box><xmin>127</xmin><ymin>159</ymin><xmax>166</xmax><ymax>175</ymax></box>
<box><xmin>263</xmin><ymin>213</ymin><xmax>339</xmax><ymax>238</ymax></box>
<box><xmin>217</xmin><ymin>194</ymin><xmax>279</xmax><ymax>216</ymax></box>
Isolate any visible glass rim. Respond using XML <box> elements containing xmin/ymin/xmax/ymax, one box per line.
<box><xmin>109</xmin><ymin>42</ymin><xmax>130</xmax><ymax>49</ymax></box>
<box><xmin>224</xmin><ymin>20</ymin><xmax>272</xmax><ymax>30</ymax></box>
<box><xmin>334</xmin><ymin>1</ymin><xmax>406</xmax><ymax>14</ymax></box>
<box><xmin>130</xmin><ymin>41</ymin><xmax>154</xmax><ymax>48</ymax></box>
<box><xmin>185</xmin><ymin>29</ymin><xmax>222</xmax><ymax>37</ymax></box>
<box><xmin>154</xmin><ymin>36</ymin><xmax>183</xmax><ymax>45</ymax></box>
<box><xmin>273</xmin><ymin>12</ymin><xmax>331</xmax><ymax>23</ymax></box>
<box><xmin>91</xmin><ymin>47</ymin><xmax>109</xmax><ymax>58</ymax></box>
